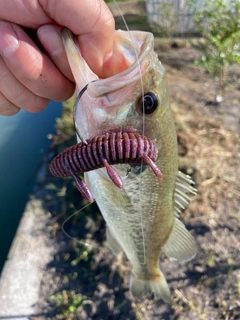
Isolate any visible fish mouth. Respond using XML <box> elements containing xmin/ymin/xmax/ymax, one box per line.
<box><xmin>70</xmin><ymin>30</ymin><xmax>160</xmax><ymax>144</ymax></box>
<box><xmin>49</xmin><ymin>128</ymin><xmax>163</xmax><ymax>202</ymax></box>
<box><xmin>86</xmin><ymin>31</ymin><xmax>154</xmax><ymax>99</ymax></box>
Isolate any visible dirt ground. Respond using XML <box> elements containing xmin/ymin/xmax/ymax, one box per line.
<box><xmin>36</xmin><ymin>2</ymin><xmax>240</xmax><ymax>319</ymax></box>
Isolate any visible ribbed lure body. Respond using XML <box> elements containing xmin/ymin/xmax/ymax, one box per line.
<box><xmin>50</xmin><ymin>129</ymin><xmax>162</xmax><ymax>201</ymax></box>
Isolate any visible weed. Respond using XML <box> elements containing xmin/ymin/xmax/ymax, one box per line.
<box><xmin>188</xmin><ymin>0</ymin><xmax>240</xmax><ymax>101</ymax></box>
<box><xmin>55</xmin><ymin>97</ymin><xmax>76</xmax><ymax>140</ymax></box>
<box><xmin>71</xmin><ymin>244</ymin><xmax>93</xmax><ymax>266</ymax></box>
<box><xmin>50</xmin><ymin>290</ymin><xmax>92</xmax><ymax>319</ymax></box>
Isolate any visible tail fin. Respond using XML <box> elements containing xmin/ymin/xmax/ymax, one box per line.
<box><xmin>130</xmin><ymin>271</ymin><xmax>171</xmax><ymax>303</ymax></box>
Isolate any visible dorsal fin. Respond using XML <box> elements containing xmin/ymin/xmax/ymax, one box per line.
<box><xmin>174</xmin><ymin>171</ymin><xmax>197</xmax><ymax>216</ymax></box>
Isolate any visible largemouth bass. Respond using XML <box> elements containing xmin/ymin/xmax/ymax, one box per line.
<box><xmin>60</xmin><ymin>27</ymin><xmax>197</xmax><ymax>302</ymax></box>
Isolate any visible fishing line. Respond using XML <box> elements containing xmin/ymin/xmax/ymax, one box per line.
<box><xmin>113</xmin><ymin>0</ymin><xmax>146</xmax><ymax>265</ymax></box>
<box><xmin>61</xmin><ymin>201</ymin><xmax>101</xmax><ymax>251</ymax></box>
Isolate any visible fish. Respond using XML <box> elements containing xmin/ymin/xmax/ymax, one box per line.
<box><xmin>60</xmin><ymin>27</ymin><xmax>197</xmax><ymax>302</ymax></box>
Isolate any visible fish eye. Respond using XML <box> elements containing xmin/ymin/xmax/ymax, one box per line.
<box><xmin>137</xmin><ymin>92</ymin><xmax>158</xmax><ymax>114</ymax></box>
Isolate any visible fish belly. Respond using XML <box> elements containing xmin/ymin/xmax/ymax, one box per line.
<box><xmin>85</xmin><ymin>163</ymin><xmax>175</xmax><ymax>301</ymax></box>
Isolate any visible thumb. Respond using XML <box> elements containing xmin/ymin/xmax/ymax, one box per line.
<box><xmin>39</xmin><ymin>0</ymin><xmax>115</xmax><ymax>78</ymax></box>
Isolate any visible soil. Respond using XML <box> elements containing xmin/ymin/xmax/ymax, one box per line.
<box><xmin>36</xmin><ymin>2</ymin><xmax>240</xmax><ymax>320</ymax></box>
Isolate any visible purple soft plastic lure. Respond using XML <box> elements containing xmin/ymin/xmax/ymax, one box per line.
<box><xmin>49</xmin><ymin>128</ymin><xmax>163</xmax><ymax>202</ymax></box>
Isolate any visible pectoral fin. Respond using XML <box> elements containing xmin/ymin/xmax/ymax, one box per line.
<box><xmin>163</xmin><ymin>217</ymin><xmax>196</xmax><ymax>262</ymax></box>
<box><xmin>106</xmin><ymin>226</ymin><xmax>122</xmax><ymax>256</ymax></box>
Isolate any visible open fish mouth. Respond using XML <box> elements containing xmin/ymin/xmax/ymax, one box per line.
<box><xmin>49</xmin><ymin>127</ymin><xmax>163</xmax><ymax>202</ymax></box>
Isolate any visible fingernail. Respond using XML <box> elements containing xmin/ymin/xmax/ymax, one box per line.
<box><xmin>38</xmin><ymin>25</ymin><xmax>63</xmax><ymax>56</ymax></box>
<box><xmin>0</xmin><ymin>23</ymin><xmax>19</xmax><ymax>57</ymax></box>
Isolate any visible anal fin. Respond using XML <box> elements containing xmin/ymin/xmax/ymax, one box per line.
<box><xmin>163</xmin><ymin>217</ymin><xmax>196</xmax><ymax>262</ymax></box>
<box><xmin>106</xmin><ymin>226</ymin><xmax>122</xmax><ymax>256</ymax></box>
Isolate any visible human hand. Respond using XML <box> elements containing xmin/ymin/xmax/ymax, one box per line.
<box><xmin>0</xmin><ymin>0</ymin><xmax>115</xmax><ymax>116</ymax></box>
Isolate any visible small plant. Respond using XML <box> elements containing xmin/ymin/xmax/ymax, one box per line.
<box><xmin>71</xmin><ymin>243</ymin><xmax>93</xmax><ymax>266</ymax></box>
<box><xmin>188</xmin><ymin>0</ymin><xmax>240</xmax><ymax>101</ymax></box>
<box><xmin>50</xmin><ymin>290</ymin><xmax>91</xmax><ymax>319</ymax></box>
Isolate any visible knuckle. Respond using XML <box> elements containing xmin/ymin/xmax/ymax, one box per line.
<box><xmin>101</xmin><ymin>14</ymin><xmax>114</xmax><ymax>32</ymax></box>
